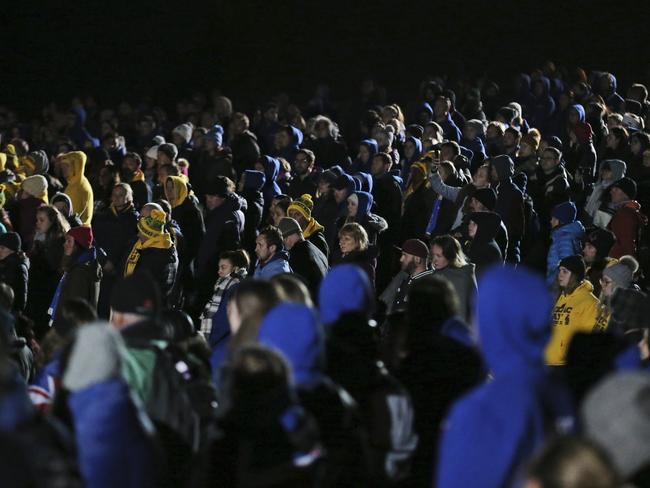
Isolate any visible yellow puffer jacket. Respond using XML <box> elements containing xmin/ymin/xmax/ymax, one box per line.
<box><xmin>545</xmin><ymin>280</ymin><xmax>600</xmax><ymax>366</ymax></box>
<box><xmin>62</xmin><ymin>151</ymin><xmax>94</xmax><ymax>225</ymax></box>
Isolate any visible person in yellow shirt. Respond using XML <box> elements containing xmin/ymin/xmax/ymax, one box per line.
<box><xmin>545</xmin><ymin>255</ymin><xmax>600</xmax><ymax>366</ymax></box>
<box><xmin>59</xmin><ymin>151</ymin><xmax>94</xmax><ymax>225</ymax></box>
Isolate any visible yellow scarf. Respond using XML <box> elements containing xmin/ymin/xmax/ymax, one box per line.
<box><xmin>131</xmin><ymin>169</ymin><xmax>146</xmax><ymax>183</ymax></box>
<box><xmin>124</xmin><ymin>232</ymin><xmax>173</xmax><ymax>277</ymax></box>
<box><xmin>165</xmin><ymin>176</ymin><xmax>189</xmax><ymax>209</ymax></box>
<box><xmin>303</xmin><ymin>218</ymin><xmax>324</xmax><ymax>239</ymax></box>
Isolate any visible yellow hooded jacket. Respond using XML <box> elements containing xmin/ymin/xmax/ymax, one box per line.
<box><xmin>62</xmin><ymin>151</ymin><xmax>94</xmax><ymax>225</ymax></box>
<box><xmin>545</xmin><ymin>280</ymin><xmax>600</xmax><ymax>366</ymax></box>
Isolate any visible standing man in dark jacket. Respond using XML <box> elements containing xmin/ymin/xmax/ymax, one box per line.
<box><xmin>238</xmin><ymin>169</ymin><xmax>265</xmax><ymax>262</ymax></box>
<box><xmin>278</xmin><ymin>217</ymin><xmax>328</xmax><ymax>298</ymax></box>
<box><xmin>287</xmin><ymin>149</ymin><xmax>318</xmax><ymax>199</ymax></box>
<box><xmin>228</xmin><ymin>112</ymin><xmax>261</xmax><ymax>177</ymax></box>
<box><xmin>92</xmin><ymin>182</ymin><xmax>140</xmax><ymax>317</ymax></box>
<box><xmin>194</xmin><ymin>177</ymin><xmax>246</xmax><ymax>315</ymax></box>
<box><xmin>121</xmin><ymin>152</ymin><xmax>151</xmax><ymax>210</ymax></box>
<box><xmin>123</xmin><ymin>205</ymin><xmax>178</xmax><ymax>304</ymax></box>
<box><xmin>490</xmin><ymin>155</ymin><xmax>525</xmax><ymax>263</ymax></box>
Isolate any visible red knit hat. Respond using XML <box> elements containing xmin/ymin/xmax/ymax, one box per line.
<box><xmin>572</xmin><ymin>121</ymin><xmax>593</xmax><ymax>145</ymax></box>
<box><xmin>67</xmin><ymin>226</ymin><xmax>93</xmax><ymax>249</ymax></box>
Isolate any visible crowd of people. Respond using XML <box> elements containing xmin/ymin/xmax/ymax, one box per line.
<box><xmin>0</xmin><ymin>61</ymin><xmax>649</xmax><ymax>487</ymax></box>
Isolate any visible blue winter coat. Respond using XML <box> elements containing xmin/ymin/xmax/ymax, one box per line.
<box><xmin>546</xmin><ymin>220</ymin><xmax>585</xmax><ymax>284</ymax></box>
<box><xmin>436</xmin><ymin>266</ymin><xmax>575</xmax><ymax>488</ymax></box>
<box><xmin>253</xmin><ymin>249</ymin><xmax>292</xmax><ymax>279</ymax></box>
<box><xmin>68</xmin><ymin>379</ymin><xmax>158</xmax><ymax>488</ymax></box>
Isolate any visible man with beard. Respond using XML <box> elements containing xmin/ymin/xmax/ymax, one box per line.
<box><xmin>391</xmin><ymin>238</ymin><xmax>433</xmax><ymax>312</ymax></box>
<box><xmin>287</xmin><ymin>149</ymin><xmax>318</xmax><ymax>199</ymax></box>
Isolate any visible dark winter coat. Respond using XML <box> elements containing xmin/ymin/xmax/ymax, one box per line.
<box><xmin>27</xmin><ymin>237</ymin><xmax>64</xmax><ymax>336</ymax></box>
<box><xmin>229</xmin><ymin>130</ymin><xmax>261</xmax><ymax>176</ymax></box>
<box><xmin>92</xmin><ymin>204</ymin><xmax>139</xmax><ymax>268</ymax></box>
<box><xmin>172</xmin><ymin>195</ymin><xmax>205</xmax><ymax>265</ymax></box>
<box><xmin>0</xmin><ymin>252</ymin><xmax>29</xmax><ymax>312</ymax></box>
<box><xmin>466</xmin><ymin>212</ymin><xmax>504</xmax><ymax>276</ymax></box>
<box><xmin>287</xmin><ymin>239</ymin><xmax>329</xmax><ymax>297</ymax></box>
<box><xmin>9</xmin><ymin>196</ymin><xmax>45</xmax><ymax>251</ymax></box>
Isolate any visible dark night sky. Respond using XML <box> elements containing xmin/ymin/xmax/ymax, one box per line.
<box><xmin>1</xmin><ymin>1</ymin><xmax>649</xmax><ymax>113</ymax></box>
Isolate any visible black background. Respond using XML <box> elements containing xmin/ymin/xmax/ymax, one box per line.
<box><xmin>2</xmin><ymin>1</ymin><xmax>649</xmax><ymax>114</ymax></box>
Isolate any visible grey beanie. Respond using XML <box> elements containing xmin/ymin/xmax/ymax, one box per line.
<box><xmin>582</xmin><ymin>371</ymin><xmax>650</xmax><ymax>477</ymax></box>
<box><xmin>602</xmin><ymin>255</ymin><xmax>639</xmax><ymax>289</ymax></box>
<box><xmin>63</xmin><ymin>322</ymin><xmax>124</xmax><ymax>392</ymax></box>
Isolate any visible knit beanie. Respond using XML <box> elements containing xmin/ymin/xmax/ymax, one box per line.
<box><xmin>278</xmin><ymin>217</ymin><xmax>302</xmax><ymax>238</ymax></box>
<box><xmin>287</xmin><ymin>194</ymin><xmax>314</xmax><ymax>220</ymax></box>
<box><xmin>551</xmin><ymin>201</ymin><xmax>577</xmax><ymax>225</ymax></box>
<box><xmin>62</xmin><ymin>323</ymin><xmax>124</xmax><ymax>392</ymax></box>
<box><xmin>138</xmin><ymin>209</ymin><xmax>166</xmax><ymax>238</ymax></box>
<box><xmin>67</xmin><ymin>226</ymin><xmax>94</xmax><ymax>249</ymax></box>
<box><xmin>205</xmin><ymin>124</ymin><xmax>224</xmax><ymax>147</ymax></box>
<box><xmin>472</xmin><ymin>188</ymin><xmax>497</xmax><ymax>211</ymax></box>
<box><xmin>586</xmin><ymin>229</ymin><xmax>616</xmax><ymax>260</ymax></box>
<box><xmin>157</xmin><ymin>143</ymin><xmax>178</xmax><ymax>161</ymax></box>
<box><xmin>21</xmin><ymin>175</ymin><xmax>48</xmax><ymax>200</ymax></box>
<box><xmin>110</xmin><ymin>271</ymin><xmax>161</xmax><ymax>316</ymax></box>
<box><xmin>172</xmin><ymin>123</ymin><xmax>193</xmax><ymax>144</ymax></box>
<box><xmin>610</xmin><ymin>177</ymin><xmax>637</xmax><ymax>200</ymax></box>
<box><xmin>24</xmin><ymin>150</ymin><xmax>49</xmax><ymax>174</ymax></box>
<box><xmin>145</xmin><ymin>145</ymin><xmax>159</xmax><ymax>160</ymax></box>
<box><xmin>520</xmin><ymin>128</ymin><xmax>541</xmax><ymax>151</ymax></box>
<box><xmin>603</xmin><ymin>255</ymin><xmax>639</xmax><ymax>289</ymax></box>
<box><xmin>0</xmin><ymin>232</ymin><xmax>21</xmax><ymax>253</ymax></box>
<box><xmin>559</xmin><ymin>255</ymin><xmax>586</xmax><ymax>282</ymax></box>
<box><xmin>204</xmin><ymin>176</ymin><xmax>230</xmax><ymax>197</ymax></box>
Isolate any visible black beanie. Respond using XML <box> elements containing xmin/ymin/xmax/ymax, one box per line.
<box><xmin>586</xmin><ymin>229</ymin><xmax>616</xmax><ymax>259</ymax></box>
<box><xmin>110</xmin><ymin>271</ymin><xmax>161</xmax><ymax>316</ymax></box>
<box><xmin>610</xmin><ymin>177</ymin><xmax>637</xmax><ymax>200</ymax></box>
<box><xmin>0</xmin><ymin>232</ymin><xmax>21</xmax><ymax>253</ymax></box>
<box><xmin>204</xmin><ymin>176</ymin><xmax>230</xmax><ymax>197</ymax></box>
<box><xmin>473</xmin><ymin>188</ymin><xmax>497</xmax><ymax>211</ymax></box>
<box><xmin>559</xmin><ymin>255</ymin><xmax>586</xmax><ymax>282</ymax></box>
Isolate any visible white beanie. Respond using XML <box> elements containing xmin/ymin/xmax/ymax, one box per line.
<box><xmin>146</xmin><ymin>145</ymin><xmax>159</xmax><ymax>160</ymax></box>
<box><xmin>21</xmin><ymin>174</ymin><xmax>48</xmax><ymax>199</ymax></box>
<box><xmin>172</xmin><ymin>123</ymin><xmax>193</xmax><ymax>144</ymax></box>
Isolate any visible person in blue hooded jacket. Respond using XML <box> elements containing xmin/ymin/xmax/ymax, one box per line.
<box><xmin>258</xmin><ymin>302</ymin><xmax>367</xmax><ymax>485</ymax></box>
<box><xmin>490</xmin><ymin>155</ymin><xmax>525</xmax><ymax>263</ymax></box>
<box><xmin>350</xmin><ymin>139</ymin><xmax>378</xmax><ymax>174</ymax></box>
<box><xmin>399</xmin><ymin>136</ymin><xmax>423</xmax><ymax>181</ymax></box>
<box><xmin>253</xmin><ymin>226</ymin><xmax>292</xmax><ymax>278</ymax></box>
<box><xmin>339</xmin><ymin>191</ymin><xmax>387</xmax><ymax>249</ymax></box>
<box><xmin>460</xmin><ymin>120</ymin><xmax>487</xmax><ymax>173</ymax></box>
<box><xmin>436</xmin><ymin>266</ymin><xmax>575</xmax><ymax>488</ymax></box>
<box><xmin>271</xmin><ymin>125</ymin><xmax>303</xmax><ymax>163</ymax></box>
<box><xmin>527</xmin><ymin>77</ymin><xmax>556</xmax><ymax>134</ymax></box>
<box><xmin>594</xmin><ymin>72</ymin><xmax>625</xmax><ymax>114</ymax></box>
<box><xmin>318</xmin><ymin>264</ymin><xmax>418</xmax><ymax>484</ymax></box>
<box><xmin>547</xmin><ymin>201</ymin><xmax>585</xmax><ymax>284</ymax></box>
<box><xmin>255</xmin><ymin>155</ymin><xmax>282</xmax><ymax>215</ymax></box>
<box><xmin>63</xmin><ymin>323</ymin><xmax>159</xmax><ymax>488</ymax></box>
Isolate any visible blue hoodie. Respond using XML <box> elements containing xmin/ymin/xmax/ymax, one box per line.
<box><xmin>436</xmin><ymin>266</ymin><xmax>575</xmax><ymax>488</ymax></box>
<box><xmin>258</xmin><ymin>303</ymin><xmax>325</xmax><ymax>388</ymax></box>
<box><xmin>318</xmin><ymin>264</ymin><xmax>373</xmax><ymax>325</ymax></box>
<box><xmin>353</xmin><ymin>172</ymin><xmax>374</xmax><ymax>193</ymax></box>
<box><xmin>546</xmin><ymin>220</ymin><xmax>585</xmax><ymax>284</ymax></box>
<box><xmin>253</xmin><ymin>249</ymin><xmax>292</xmax><ymax>279</ymax></box>
<box><xmin>351</xmin><ymin>139</ymin><xmax>378</xmax><ymax>173</ymax></box>
<box><xmin>569</xmin><ymin>104</ymin><xmax>586</xmax><ymax>123</ymax></box>
<box><xmin>272</xmin><ymin>126</ymin><xmax>304</xmax><ymax>162</ymax></box>
<box><xmin>401</xmin><ymin>136</ymin><xmax>423</xmax><ymax>181</ymax></box>
<box><xmin>243</xmin><ymin>169</ymin><xmax>266</xmax><ymax>192</ymax></box>
<box><xmin>260</xmin><ymin>155</ymin><xmax>282</xmax><ymax>205</ymax></box>
<box><xmin>353</xmin><ymin>190</ymin><xmax>373</xmax><ymax>223</ymax></box>
<box><xmin>69</xmin><ymin>378</ymin><xmax>158</xmax><ymax>488</ymax></box>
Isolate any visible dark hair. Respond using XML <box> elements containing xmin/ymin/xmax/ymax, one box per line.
<box><xmin>229</xmin><ymin>280</ymin><xmax>280</xmax><ymax>351</ymax></box>
<box><xmin>431</xmin><ymin>234</ymin><xmax>467</xmax><ymax>268</ymax></box>
<box><xmin>36</xmin><ymin>205</ymin><xmax>70</xmax><ymax>242</ymax></box>
<box><xmin>219</xmin><ymin>249</ymin><xmax>250</xmax><ymax>269</ymax></box>
<box><xmin>609</xmin><ymin>126</ymin><xmax>628</xmax><ymax>145</ymax></box>
<box><xmin>258</xmin><ymin>226</ymin><xmax>284</xmax><ymax>253</ymax></box>
<box><xmin>504</xmin><ymin>126</ymin><xmax>521</xmax><ymax>139</ymax></box>
<box><xmin>270</xmin><ymin>273</ymin><xmax>313</xmax><ymax>306</ymax></box>
<box><xmin>124</xmin><ymin>152</ymin><xmax>143</xmax><ymax>168</ymax></box>
<box><xmin>526</xmin><ymin>436</ymin><xmax>618</xmax><ymax>488</ymax></box>
<box><xmin>296</xmin><ymin>148</ymin><xmax>315</xmax><ymax>165</ymax></box>
<box><xmin>544</xmin><ymin>146</ymin><xmax>562</xmax><ymax>160</ymax></box>
<box><xmin>373</xmin><ymin>152</ymin><xmax>393</xmax><ymax>166</ymax></box>
<box><xmin>441</xmin><ymin>141</ymin><xmax>461</xmax><ymax>157</ymax></box>
<box><xmin>406</xmin><ymin>275</ymin><xmax>460</xmax><ymax>347</ymax></box>
<box><xmin>60</xmin><ymin>297</ymin><xmax>98</xmax><ymax>328</ymax></box>
<box><xmin>159</xmin><ymin>163</ymin><xmax>180</xmax><ymax>177</ymax></box>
